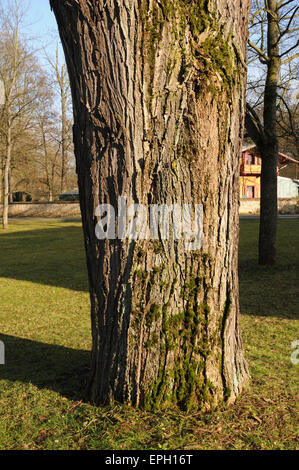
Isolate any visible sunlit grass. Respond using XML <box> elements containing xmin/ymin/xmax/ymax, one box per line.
<box><xmin>0</xmin><ymin>218</ymin><xmax>298</xmax><ymax>450</ymax></box>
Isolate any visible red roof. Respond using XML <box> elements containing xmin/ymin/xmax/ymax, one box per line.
<box><xmin>242</xmin><ymin>145</ymin><xmax>299</xmax><ymax>165</ymax></box>
<box><xmin>278</xmin><ymin>153</ymin><xmax>299</xmax><ymax>165</ymax></box>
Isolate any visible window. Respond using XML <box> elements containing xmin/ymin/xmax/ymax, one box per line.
<box><xmin>246</xmin><ymin>154</ymin><xmax>255</xmax><ymax>165</ymax></box>
<box><xmin>246</xmin><ymin>186</ymin><xmax>255</xmax><ymax>198</ymax></box>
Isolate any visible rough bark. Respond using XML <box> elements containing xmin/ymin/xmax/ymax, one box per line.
<box><xmin>50</xmin><ymin>0</ymin><xmax>250</xmax><ymax>410</ymax></box>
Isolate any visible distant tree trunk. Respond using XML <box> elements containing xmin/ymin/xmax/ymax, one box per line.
<box><xmin>45</xmin><ymin>168</ymin><xmax>54</xmax><ymax>202</ymax></box>
<box><xmin>51</xmin><ymin>0</ymin><xmax>250</xmax><ymax>410</ymax></box>
<box><xmin>51</xmin><ymin>163</ymin><xmax>56</xmax><ymax>202</ymax></box>
<box><xmin>8</xmin><ymin>167</ymin><xmax>13</xmax><ymax>204</ymax></box>
<box><xmin>245</xmin><ymin>0</ymin><xmax>289</xmax><ymax>265</ymax></box>
<box><xmin>259</xmin><ymin>144</ymin><xmax>278</xmax><ymax>265</ymax></box>
<box><xmin>2</xmin><ymin>124</ymin><xmax>12</xmax><ymax>229</ymax></box>
<box><xmin>48</xmin><ymin>188</ymin><xmax>53</xmax><ymax>203</ymax></box>
<box><xmin>60</xmin><ymin>86</ymin><xmax>67</xmax><ymax>193</ymax></box>
<box><xmin>258</xmin><ymin>1</ymin><xmax>280</xmax><ymax>265</ymax></box>
<box><xmin>54</xmin><ymin>48</ymin><xmax>69</xmax><ymax>195</ymax></box>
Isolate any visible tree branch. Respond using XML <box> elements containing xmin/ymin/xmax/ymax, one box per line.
<box><xmin>248</xmin><ymin>40</ymin><xmax>270</xmax><ymax>63</ymax></box>
<box><xmin>245</xmin><ymin>103</ymin><xmax>265</xmax><ymax>149</ymax></box>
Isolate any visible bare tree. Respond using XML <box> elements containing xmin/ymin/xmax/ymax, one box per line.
<box><xmin>50</xmin><ymin>0</ymin><xmax>250</xmax><ymax>410</ymax></box>
<box><xmin>0</xmin><ymin>1</ymin><xmax>43</xmax><ymax>228</ymax></box>
<box><xmin>35</xmin><ymin>87</ymin><xmax>62</xmax><ymax>202</ymax></box>
<box><xmin>8</xmin><ymin>125</ymin><xmax>40</xmax><ymax>201</ymax></box>
<box><xmin>245</xmin><ymin>0</ymin><xmax>299</xmax><ymax>264</ymax></box>
<box><xmin>46</xmin><ymin>47</ymin><xmax>72</xmax><ymax>194</ymax></box>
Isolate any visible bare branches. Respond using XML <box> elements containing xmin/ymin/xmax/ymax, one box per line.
<box><xmin>279</xmin><ymin>39</ymin><xmax>299</xmax><ymax>58</ymax></box>
<box><xmin>245</xmin><ymin>103</ymin><xmax>266</xmax><ymax>148</ymax></box>
<box><xmin>248</xmin><ymin>40</ymin><xmax>270</xmax><ymax>62</ymax></box>
<box><xmin>0</xmin><ymin>0</ymin><xmax>76</xmax><ymax>210</ymax></box>
<box><xmin>247</xmin><ymin>0</ymin><xmax>298</xmax><ymax>134</ymax></box>
<box><xmin>278</xmin><ymin>0</ymin><xmax>296</xmax><ymax>9</ymax></box>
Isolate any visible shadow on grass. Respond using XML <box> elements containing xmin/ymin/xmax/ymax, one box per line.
<box><xmin>0</xmin><ymin>223</ymin><xmax>89</xmax><ymax>292</ymax></box>
<box><xmin>1</xmin><ymin>219</ymin><xmax>298</xmax><ymax>318</ymax></box>
<box><xmin>238</xmin><ymin>219</ymin><xmax>299</xmax><ymax>319</ymax></box>
<box><xmin>0</xmin><ymin>334</ymin><xmax>90</xmax><ymax>400</ymax></box>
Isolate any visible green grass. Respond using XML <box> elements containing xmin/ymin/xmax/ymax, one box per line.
<box><xmin>0</xmin><ymin>218</ymin><xmax>298</xmax><ymax>450</ymax></box>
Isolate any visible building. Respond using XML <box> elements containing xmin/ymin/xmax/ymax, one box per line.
<box><xmin>240</xmin><ymin>145</ymin><xmax>299</xmax><ymax>199</ymax></box>
<box><xmin>278</xmin><ymin>176</ymin><xmax>299</xmax><ymax>198</ymax></box>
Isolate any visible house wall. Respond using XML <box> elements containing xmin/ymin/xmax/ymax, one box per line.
<box><xmin>240</xmin><ymin>175</ymin><xmax>261</xmax><ymax>199</ymax></box>
<box><xmin>278</xmin><ymin>177</ymin><xmax>299</xmax><ymax>198</ymax></box>
<box><xmin>240</xmin><ymin>148</ymin><xmax>262</xmax><ymax>199</ymax></box>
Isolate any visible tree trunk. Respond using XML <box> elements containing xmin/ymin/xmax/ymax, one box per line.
<box><xmin>51</xmin><ymin>0</ymin><xmax>250</xmax><ymax>410</ymax></box>
<box><xmin>259</xmin><ymin>0</ymin><xmax>280</xmax><ymax>265</ymax></box>
<box><xmin>60</xmin><ymin>88</ymin><xmax>67</xmax><ymax>194</ymax></box>
<box><xmin>259</xmin><ymin>144</ymin><xmax>278</xmax><ymax>265</ymax></box>
<box><xmin>2</xmin><ymin>125</ymin><xmax>12</xmax><ymax>229</ymax></box>
<box><xmin>8</xmin><ymin>167</ymin><xmax>13</xmax><ymax>204</ymax></box>
<box><xmin>55</xmin><ymin>49</ymin><xmax>69</xmax><ymax>195</ymax></box>
<box><xmin>48</xmin><ymin>188</ymin><xmax>53</xmax><ymax>203</ymax></box>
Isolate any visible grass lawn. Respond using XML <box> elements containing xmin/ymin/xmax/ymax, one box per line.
<box><xmin>0</xmin><ymin>218</ymin><xmax>298</xmax><ymax>450</ymax></box>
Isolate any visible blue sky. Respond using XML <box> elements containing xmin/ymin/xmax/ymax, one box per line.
<box><xmin>27</xmin><ymin>0</ymin><xmax>63</xmax><ymax>68</ymax></box>
<box><xmin>28</xmin><ymin>0</ymin><xmax>57</xmax><ymax>36</ymax></box>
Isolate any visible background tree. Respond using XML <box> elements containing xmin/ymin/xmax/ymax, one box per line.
<box><xmin>0</xmin><ymin>0</ymin><xmax>77</xmax><ymax>211</ymax></box>
<box><xmin>50</xmin><ymin>0</ymin><xmax>250</xmax><ymax>410</ymax></box>
<box><xmin>46</xmin><ymin>47</ymin><xmax>72</xmax><ymax>195</ymax></box>
<box><xmin>245</xmin><ymin>0</ymin><xmax>299</xmax><ymax>264</ymax></box>
<box><xmin>6</xmin><ymin>110</ymin><xmax>40</xmax><ymax>201</ymax></box>
<box><xmin>0</xmin><ymin>1</ymin><xmax>43</xmax><ymax>227</ymax></box>
<box><xmin>34</xmin><ymin>85</ymin><xmax>62</xmax><ymax>201</ymax></box>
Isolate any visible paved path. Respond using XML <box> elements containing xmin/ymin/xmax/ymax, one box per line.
<box><xmin>5</xmin><ymin>215</ymin><xmax>299</xmax><ymax>222</ymax></box>
<box><xmin>240</xmin><ymin>214</ymin><xmax>299</xmax><ymax>219</ymax></box>
<box><xmin>7</xmin><ymin>217</ymin><xmax>82</xmax><ymax>221</ymax></box>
